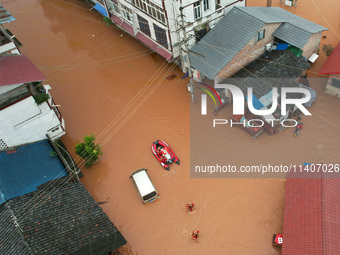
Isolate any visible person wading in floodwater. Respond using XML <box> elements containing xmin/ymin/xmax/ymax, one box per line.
<box><xmin>294</xmin><ymin>122</ymin><xmax>303</xmax><ymax>136</ymax></box>
<box><xmin>192</xmin><ymin>230</ymin><xmax>199</xmax><ymax>240</ymax></box>
<box><xmin>186</xmin><ymin>202</ymin><xmax>195</xmax><ymax>211</ymax></box>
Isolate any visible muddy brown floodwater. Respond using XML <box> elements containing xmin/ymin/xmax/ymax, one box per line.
<box><xmin>3</xmin><ymin>0</ymin><xmax>340</xmax><ymax>254</ymax></box>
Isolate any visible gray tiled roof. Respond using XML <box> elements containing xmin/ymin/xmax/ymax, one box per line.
<box><xmin>0</xmin><ymin>181</ymin><xmax>127</xmax><ymax>255</ymax></box>
<box><xmin>0</xmin><ymin>204</ymin><xmax>31</xmax><ymax>254</ymax></box>
<box><xmin>189</xmin><ymin>6</ymin><xmax>327</xmax><ymax>80</ymax></box>
<box><xmin>220</xmin><ymin>50</ymin><xmax>310</xmax><ymax>99</ymax></box>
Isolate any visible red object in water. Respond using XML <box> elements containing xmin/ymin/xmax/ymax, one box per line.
<box><xmin>273</xmin><ymin>234</ymin><xmax>283</xmax><ymax>247</ymax></box>
<box><xmin>151</xmin><ymin>140</ymin><xmax>180</xmax><ymax>170</ymax></box>
<box><xmin>192</xmin><ymin>230</ymin><xmax>199</xmax><ymax>240</ymax></box>
<box><xmin>186</xmin><ymin>202</ymin><xmax>195</xmax><ymax>211</ymax></box>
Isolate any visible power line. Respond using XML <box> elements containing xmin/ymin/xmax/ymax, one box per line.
<box><xmin>18</xmin><ymin>60</ymin><xmax>179</xmax><ymax>222</ymax></box>
<box><xmin>13</xmin><ymin>56</ymin><xmax>174</xmax><ymax>219</ymax></box>
<box><xmin>16</xmin><ymin>58</ymin><xmax>180</xmax><ymax>221</ymax></box>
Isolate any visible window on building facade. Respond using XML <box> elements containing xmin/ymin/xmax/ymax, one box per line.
<box><xmin>137</xmin><ymin>15</ymin><xmax>151</xmax><ymax>37</ymax></box>
<box><xmin>121</xmin><ymin>4</ymin><xmax>133</xmax><ymax>23</ymax></box>
<box><xmin>194</xmin><ymin>2</ymin><xmax>202</xmax><ymax>20</ymax></box>
<box><xmin>194</xmin><ymin>24</ymin><xmax>209</xmax><ymax>42</ymax></box>
<box><xmin>153</xmin><ymin>24</ymin><xmax>168</xmax><ymax>49</ymax></box>
<box><xmin>215</xmin><ymin>0</ymin><xmax>221</xmax><ymax>10</ymax></box>
<box><xmin>107</xmin><ymin>0</ymin><xmax>120</xmax><ymax>14</ymax></box>
<box><xmin>258</xmin><ymin>29</ymin><xmax>265</xmax><ymax>41</ymax></box>
<box><xmin>203</xmin><ymin>0</ymin><xmax>210</xmax><ymax>11</ymax></box>
<box><xmin>132</xmin><ymin>0</ymin><xmax>166</xmax><ymax>25</ymax></box>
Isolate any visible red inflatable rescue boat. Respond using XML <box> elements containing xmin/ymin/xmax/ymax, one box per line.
<box><xmin>151</xmin><ymin>140</ymin><xmax>180</xmax><ymax>170</ymax></box>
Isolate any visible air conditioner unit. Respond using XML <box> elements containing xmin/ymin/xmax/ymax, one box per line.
<box><xmin>285</xmin><ymin>0</ymin><xmax>293</xmax><ymax>6</ymax></box>
<box><xmin>266</xmin><ymin>43</ymin><xmax>272</xmax><ymax>51</ymax></box>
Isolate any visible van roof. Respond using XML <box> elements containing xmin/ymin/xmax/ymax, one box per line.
<box><xmin>131</xmin><ymin>169</ymin><xmax>155</xmax><ymax>197</ymax></box>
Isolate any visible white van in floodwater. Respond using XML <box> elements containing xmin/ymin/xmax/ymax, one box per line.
<box><xmin>130</xmin><ymin>168</ymin><xmax>160</xmax><ymax>204</ymax></box>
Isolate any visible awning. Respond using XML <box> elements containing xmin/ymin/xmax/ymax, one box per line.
<box><xmin>246</xmin><ymin>94</ymin><xmax>264</xmax><ymax>110</ymax></box>
<box><xmin>0</xmin><ymin>4</ymin><xmax>15</xmax><ymax>24</ymax></box>
<box><xmin>0</xmin><ymin>55</ymin><xmax>46</xmax><ymax>87</ymax></box>
<box><xmin>94</xmin><ymin>3</ymin><xmax>108</xmax><ymax>17</ymax></box>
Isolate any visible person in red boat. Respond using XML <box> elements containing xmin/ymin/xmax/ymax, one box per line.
<box><xmin>186</xmin><ymin>202</ymin><xmax>195</xmax><ymax>211</ymax></box>
<box><xmin>157</xmin><ymin>146</ymin><xmax>172</xmax><ymax>163</ymax></box>
<box><xmin>192</xmin><ymin>230</ymin><xmax>199</xmax><ymax>240</ymax></box>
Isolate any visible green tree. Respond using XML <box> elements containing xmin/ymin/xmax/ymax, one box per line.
<box><xmin>75</xmin><ymin>134</ymin><xmax>102</xmax><ymax>168</ymax></box>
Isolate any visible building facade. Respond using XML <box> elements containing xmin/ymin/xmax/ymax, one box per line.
<box><xmin>189</xmin><ymin>7</ymin><xmax>327</xmax><ymax>84</ymax></box>
<box><xmin>0</xmin><ymin>55</ymin><xmax>65</xmax><ymax>149</ymax></box>
<box><xmin>89</xmin><ymin>0</ymin><xmax>245</xmax><ymax>66</ymax></box>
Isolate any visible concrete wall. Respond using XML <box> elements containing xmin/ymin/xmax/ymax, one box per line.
<box><xmin>0</xmin><ymin>96</ymin><xmax>65</xmax><ymax>149</ymax></box>
<box><xmin>325</xmin><ymin>74</ymin><xmax>340</xmax><ymax>98</ymax></box>
<box><xmin>215</xmin><ymin>23</ymin><xmax>281</xmax><ymax>83</ymax></box>
<box><xmin>302</xmin><ymin>31</ymin><xmax>322</xmax><ymax>59</ymax></box>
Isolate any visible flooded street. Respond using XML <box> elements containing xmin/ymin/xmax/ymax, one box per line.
<box><xmin>3</xmin><ymin>0</ymin><xmax>340</xmax><ymax>254</ymax></box>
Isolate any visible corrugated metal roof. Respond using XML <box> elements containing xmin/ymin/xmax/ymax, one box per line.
<box><xmin>0</xmin><ymin>55</ymin><xmax>46</xmax><ymax>86</ymax></box>
<box><xmin>189</xmin><ymin>7</ymin><xmax>327</xmax><ymax>79</ymax></box>
<box><xmin>273</xmin><ymin>23</ymin><xmax>311</xmax><ymax>49</ymax></box>
<box><xmin>0</xmin><ymin>4</ymin><xmax>15</xmax><ymax>24</ymax></box>
<box><xmin>322</xmin><ymin>178</ymin><xmax>340</xmax><ymax>254</ymax></box>
<box><xmin>282</xmin><ymin>171</ymin><xmax>340</xmax><ymax>255</ymax></box>
<box><xmin>0</xmin><ymin>140</ymin><xmax>68</xmax><ymax>205</ymax></box>
<box><xmin>239</xmin><ymin>7</ymin><xmax>327</xmax><ymax>33</ymax></box>
<box><xmin>319</xmin><ymin>42</ymin><xmax>340</xmax><ymax>74</ymax></box>
<box><xmin>94</xmin><ymin>3</ymin><xmax>108</xmax><ymax>17</ymax></box>
<box><xmin>189</xmin><ymin>7</ymin><xmax>265</xmax><ymax>80</ymax></box>
<box><xmin>283</xmin><ymin>177</ymin><xmax>324</xmax><ymax>255</ymax></box>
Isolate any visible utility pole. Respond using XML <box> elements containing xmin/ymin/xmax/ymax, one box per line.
<box><xmin>179</xmin><ymin>6</ymin><xmax>195</xmax><ymax>103</ymax></box>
